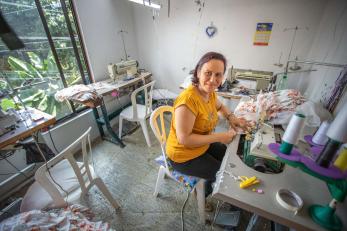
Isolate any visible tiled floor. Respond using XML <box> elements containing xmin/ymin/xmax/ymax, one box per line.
<box><xmin>82</xmin><ymin>122</ymin><xmax>272</xmax><ymax>231</ymax></box>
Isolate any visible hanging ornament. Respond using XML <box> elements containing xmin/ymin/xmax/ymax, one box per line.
<box><xmin>205</xmin><ymin>22</ymin><xmax>217</xmax><ymax>38</ymax></box>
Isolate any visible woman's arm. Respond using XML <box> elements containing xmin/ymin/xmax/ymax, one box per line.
<box><xmin>216</xmin><ymin>99</ymin><xmax>251</xmax><ymax>130</ymax></box>
<box><xmin>175</xmin><ymin>105</ymin><xmax>235</xmax><ymax>148</ymax></box>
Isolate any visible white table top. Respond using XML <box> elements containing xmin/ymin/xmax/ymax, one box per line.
<box><xmin>89</xmin><ymin>72</ymin><xmax>152</xmax><ymax>97</ymax></box>
<box><xmin>212</xmin><ymin>135</ymin><xmax>347</xmax><ymax>231</ymax></box>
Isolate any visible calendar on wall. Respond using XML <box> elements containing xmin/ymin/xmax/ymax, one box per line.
<box><xmin>253</xmin><ymin>23</ymin><xmax>273</xmax><ymax>46</ymax></box>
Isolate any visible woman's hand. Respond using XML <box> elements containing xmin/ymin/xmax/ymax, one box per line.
<box><xmin>218</xmin><ymin>128</ymin><xmax>237</xmax><ymax>144</ymax></box>
<box><xmin>229</xmin><ymin>116</ymin><xmax>252</xmax><ymax>132</ymax></box>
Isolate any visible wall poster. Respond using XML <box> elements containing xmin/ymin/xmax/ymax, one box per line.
<box><xmin>254</xmin><ymin>23</ymin><xmax>273</xmax><ymax>46</ymax></box>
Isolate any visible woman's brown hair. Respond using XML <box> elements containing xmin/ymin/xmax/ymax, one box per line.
<box><xmin>191</xmin><ymin>51</ymin><xmax>227</xmax><ymax>86</ymax></box>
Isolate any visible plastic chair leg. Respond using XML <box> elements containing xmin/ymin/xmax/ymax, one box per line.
<box><xmin>195</xmin><ymin>180</ymin><xmax>206</xmax><ymax>224</ymax></box>
<box><xmin>118</xmin><ymin>116</ymin><xmax>123</xmax><ymax>139</ymax></box>
<box><xmin>140</xmin><ymin>119</ymin><xmax>151</xmax><ymax>147</ymax></box>
<box><xmin>93</xmin><ymin>178</ymin><xmax>121</xmax><ymax>210</ymax></box>
<box><xmin>153</xmin><ymin>166</ymin><xmax>166</xmax><ymax>197</ymax></box>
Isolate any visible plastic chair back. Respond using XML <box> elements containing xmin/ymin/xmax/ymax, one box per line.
<box><xmin>130</xmin><ymin>81</ymin><xmax>156</xmax><ymax>120</ymax></box>
<box><xmin>34</xmin><ymin>127</ymin><xmax>94</xmax><ymax>207</ymax></box>
<box><xmin>150</xmin><ymin>106</ymin><xmax>173</xmax><ymax>171</ymax></box>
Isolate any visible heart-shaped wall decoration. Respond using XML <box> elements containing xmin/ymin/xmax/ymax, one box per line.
<box><xmin>205</xmin><ymin>26</ymin><xmax>217</xmax><ymax>38</ymax></box>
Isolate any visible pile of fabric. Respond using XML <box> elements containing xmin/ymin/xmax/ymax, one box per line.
<box><xmin>234</xmin><ymin>89</ymin><xmax>306</xmax><ymax>123</ymax></box>
<box><xmin>0</xmin><ymin>204</ymin><xmax>112</xmax><ymax>231</ymax></box>
<box><xmin>55</xmin><ymin>84</ymin><xmax>102</xmax><ymax>108</ymax></box>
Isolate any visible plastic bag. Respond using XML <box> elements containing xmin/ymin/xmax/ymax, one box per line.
<box><xmin>270</xmin><ymin>111</ymin><xmax>293</xmax><ymax>125</ymax></box>
<box><xmin>296</xmin><ymin>101</ymin><xmax>322</xmax><ymax>127</ymax></box>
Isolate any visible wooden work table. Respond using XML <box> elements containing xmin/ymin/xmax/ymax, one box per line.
<box><xmin>0</xmin><ymin>108</ymin><xmax>56</xmax><ymax>149</ymax></box>
<box><xmin>212</xmin><ymin>135</ymin><xmax>347</xmax><ymax>231</ymax></box>
<box><xmin>0</xmin><ymin>108</ymin><xmax>56</xmax><ymax>201</ymax></box>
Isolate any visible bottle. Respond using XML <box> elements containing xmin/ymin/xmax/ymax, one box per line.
<box><xmin>277</xmin><ymin>74</ymin><xmax>288</xmax><ymax>90</ymax></box>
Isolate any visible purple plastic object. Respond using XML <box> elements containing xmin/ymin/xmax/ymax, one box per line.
<box><xmin>268</xmin><ymin>143</ymin><xmax>301</xmax><ymax>161</ymax></box>
<box><xmin>310</xmin><ymin>146</ymin><xmax>323</xmax><ymax>160</ymax></box>
<box><xmin>267</xmin><ymin>143</ymin><xmax>347</xmax><ymax>179</ymax></box>
<box><xmin>304</xmin><ymin>135</ymin><xmax>324</xmax><ymax>147</ymax></box>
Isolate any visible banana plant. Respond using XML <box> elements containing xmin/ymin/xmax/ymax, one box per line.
<box><xmin>3</xmin><ymin>51</ymin><xmax>81</xmax><ymax>117</ymax></box>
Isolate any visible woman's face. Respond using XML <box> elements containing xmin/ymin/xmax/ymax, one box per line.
<box><xmin>197</xmin><ymin>59</ymin><xmax>225</xmax><ymax>94</ymax></box>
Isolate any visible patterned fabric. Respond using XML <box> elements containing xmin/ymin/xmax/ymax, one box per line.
<box><xmin>0</xmin><ymin>204</ymin><xmax>112</xmax><ymax>231</ymax></box>
<box><xmin>155</xmin><ymin>155</ymin><xmax>199</xmax><ymax>190</ymax></box>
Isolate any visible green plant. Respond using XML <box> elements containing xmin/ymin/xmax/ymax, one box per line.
<box><xmin>4</xmin><ymin>51</ymin><xmax>81</xmax><ymax>117</ymax></box>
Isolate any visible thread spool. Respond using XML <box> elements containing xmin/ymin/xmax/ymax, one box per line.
<box><xmin>316</xmin><ymin>139</ymin><xmax>341</xmax><ymax>168</ymax></box>
<box><xmin>280</xmin><ymin>113</ymin><xmax>306</xmax><ymax>154</ymax></box>
<box><xmin>333</xmin><ymin>145</ymin><xmax>347</xmax><ymax>172</ymax></box>
<box><xmin>326</xmin><ymin>102</ymin><xmax>347</xmax><ymax>143</ymax></box>
<box><xmin>312</xmin><ymin>121</ymin><xmax>330</xmax><ymax>146</ymax></box>
<box><xmin>317</xmin><ymin>103</ymin><xmax>347</xmax><ymax>168</ymax></box>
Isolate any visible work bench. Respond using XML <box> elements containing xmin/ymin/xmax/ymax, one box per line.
<box><xmin>88</xmin><ymin>72</ymin><xmax>152</xmax><ymax>147</ymax></box>
<box><xmin>212</xmin><ymin>135</ymin><xmax>347</xmax><ymax>231</ymax></box>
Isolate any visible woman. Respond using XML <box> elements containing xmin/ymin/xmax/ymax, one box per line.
<box><xmin>166</xmin><ymin>52</ymin><xmax>249</xmax><ymax>195</ymax></box>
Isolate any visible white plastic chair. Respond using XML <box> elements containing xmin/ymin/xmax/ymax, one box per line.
<box><xmin>150</xmin><ymin>105</ymin><xmax>206</xmax><ymax>223</ymax></box>
<box><xmin>119</xmin><ymin>81</ymin><xmax>156</xmax><ymax>147</ymax></box>
<box><xmin>20</xmin><ymin>127</ymin><xmax>120</xmax><ymax>212</ymax></box>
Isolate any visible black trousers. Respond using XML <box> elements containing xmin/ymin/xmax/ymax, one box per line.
<box><xmin>169</xmin><ymin>142</ymin><xmax>227</xmax><ymax>195</ymax></box>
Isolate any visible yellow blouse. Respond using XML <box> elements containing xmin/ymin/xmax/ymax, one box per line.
<box><xmin>166</xmin><ymin>85</ymin><xmax>218</xmax><ymax>163</ymax></box>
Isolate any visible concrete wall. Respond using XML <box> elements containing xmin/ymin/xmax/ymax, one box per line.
<box><xmin>131</xmin><ymin>0</ymin><xmax>328</xmax><ymax>93</ymax></box>
<box><xmin>302</xmin><ymin>0</ymin><xmax>347</xmax><ymax>115</ymax></box>
<box><xmin>74</xmin><ymin>0</ymin><xmax>139</xmax><ymax>82</ymax></box>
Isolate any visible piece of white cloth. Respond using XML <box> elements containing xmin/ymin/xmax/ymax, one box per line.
<box><xmin>0</xmin><ymin>204</ymin><xmax>112</xmax><ymax>231</ymax></box>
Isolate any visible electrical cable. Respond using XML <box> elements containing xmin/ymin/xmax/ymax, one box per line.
<box><xmin>3</xmin><ymin>158</ymin><xmax>30</xmax><ymax>179</ymax></box>
<box><xmin>180</xmin><ymin>191</ymin><xmax>190</xmax><ymax>231</ymax></box>
<box><xmin>0</xmin><ymin>162</ymin><xmax>36</xmax><ymax>176</ymax></box>
<box><xmin>32</xmin><ymin>132</ymin><xmax>69</xmax><ymax>207</ymax></box>
<box><xmin>48</xmin><ymin>128</ymin><xmax>60</xmax><ymax>153</ymax></box>
<box><xmin>211</xmin><ymin>200</ymin><xmax>223</xmax><ymax>230</ymax></box>
<box><xmin>192</xmin><ymin>0</ymin><xmax>206</xmax><ymax>62</ymax></box>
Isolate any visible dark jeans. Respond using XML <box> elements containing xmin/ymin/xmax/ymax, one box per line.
<box><xmin>169</xmin><ymin>142</ymin><xmax>227</xmax><ymax>196</ymax></box>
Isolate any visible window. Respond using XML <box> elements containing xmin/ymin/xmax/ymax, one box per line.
<box><xmin>0</xmin><ymin>0</ymin><xmax>90</xmax><ymax>120</ymax></box>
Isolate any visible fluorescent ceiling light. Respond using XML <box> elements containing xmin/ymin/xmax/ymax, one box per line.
<box><xmin>128</xmin><ymin>0</ymin><xmax>161</xmax><ymax>9</ymax></box>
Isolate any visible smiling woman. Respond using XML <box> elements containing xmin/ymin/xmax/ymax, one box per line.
<box><xmin>165</xmin><ymin>51</ymin><xmax>251</xmax><ymax>196</ymax></box>
<box><xmin>0</xmin><ymin>0</ymin><xmax>91</xmax><ymax>120</ymax></box>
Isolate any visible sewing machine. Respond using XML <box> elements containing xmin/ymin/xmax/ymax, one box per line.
<box><xmin>250</xmin><ymin>123</ymin><xmax>277</xmax><ymax>161</ymax></box>
<box><xmin>232</xmin><ymin>68</ymin><xmax>273</xmax><ymax>91</ymax></box>
<box><xmin>108</xmin><ymin>59</ymin><xmax>138</xmax><ymax>82</ymax></box>
<box><xmin>0</xmin><ymin>109</ymin><xmax>18</xmax><ymax>136</ymax></box>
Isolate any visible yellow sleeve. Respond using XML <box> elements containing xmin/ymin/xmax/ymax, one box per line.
<box><xmin>174</xmin><ymin>93</ymin><xmax>198</xmax><ymax>116</ymax></box>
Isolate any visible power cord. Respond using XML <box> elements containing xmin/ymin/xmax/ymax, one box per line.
<box><xmin>211</xmin><ymin>200</ymin><xmax>224</xmax><ymax>230</ymax></box>
<box><xmin>181</xmin><ymin>191</ymin><xmax>190</xmax><ymax>231</ymax></box>
<box><xmin>3</xmin><ymin>157</ymin><xmax>30</xmax><ymax>179</ymax></box>
<box><xmin>0</xmin><ymin>148</ymin><xmax>36</xmax><ymax>179</ymax></box>
<box><xmin>32</xmin><ymin>132</ymin><xmax>70</xmax><ymax>207</ymax></box>
<box><xmin>48</xmin><ymin>128</ymin><xmax>59</xmax><ymax>153</ymax></box>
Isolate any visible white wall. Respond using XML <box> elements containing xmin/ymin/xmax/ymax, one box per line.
<box><xmin>302</xmin><ymin>0</ymin><xmax>347</xmax><ymax>115</ymax></box>
<box><xmin>131</xmin><ymin>0</ymin><xmax>328</xmax><ymax>93</ymax></box>
<box><xmin>74</xmin><ymin>0</ymin><xmax>139</xmax><ymax>81</ymax></box>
